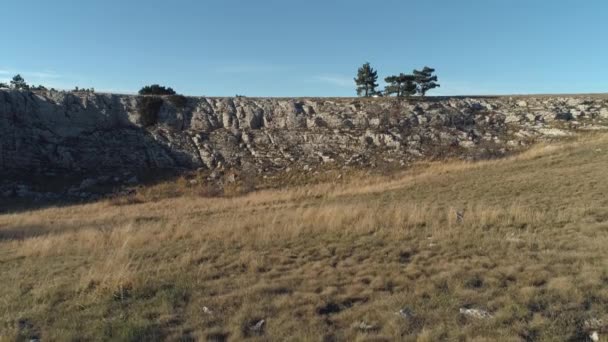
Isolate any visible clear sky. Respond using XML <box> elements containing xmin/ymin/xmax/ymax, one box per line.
<box><xmin>2</xmin><ymin>0</ymin><xmax>607</xmax><ymax>96</ymax></box>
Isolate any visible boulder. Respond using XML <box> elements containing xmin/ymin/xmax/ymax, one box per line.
<box><xmin>555</xmin><ymin>112</ymin><xmax>574</xmax><ymax>121</ymax></box>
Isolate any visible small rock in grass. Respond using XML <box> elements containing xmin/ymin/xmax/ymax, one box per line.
<box><xmin>250</xmin><ymin>319</ymin><xmax>265</xmax><ymax>332</ymax></box>
<box><xmin>353</xmin><ymin>321</ymin><xmax>378</xmax><ymax>332</ymax></box>
<box><xmin>459</xmin><ymin>308</ymin><xmax>492</xmax><ymax>319</ymax></box>
<box><xmin>506</xmin><ymin>233</ymin><xmax>523</xmax><ymax>243</ymax></box>
<box><xmin>584</xmin><ymin>318</ymin><xmax>604</xmax><ymax>331</ymax></box>
<box><xmin>590</xmin><ymin>331</ymin><xmax>599</xmax><ymax>342</ymax></box>
<box><xmin>396</xmin><ymin>307</ymin><xmax>414</xmax><ymax>318</ymax></box>
<box><xmin>456</xmin><ymin>209</ymin><xmax>465</xmax><ymax>223</ymax></box>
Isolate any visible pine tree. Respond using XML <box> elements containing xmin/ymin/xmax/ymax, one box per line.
<box><xmin>354</xmin><ymin>62</ymin><xmax>379</xmax><ymax>97</ymax></box>
<box><xmin>413</xmin><ymin>67</ymin><xmax>440</xmax><ymax>96</ymax></box>
<box><xmin>0</xmin><ymin>82</ymin><xmax>8</xmax><ymax>88</ymax></box>
<box><xmin>384</xmin><ymin>73</ymin><xmax>417</xmax><ymax>98</ymax></box>
<box><xmin>10</xmin><ymin>74</ymin><xmax>29</xmax><ymax>90</ymax></box>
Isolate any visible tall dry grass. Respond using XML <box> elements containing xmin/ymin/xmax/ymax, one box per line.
<box><xmin>1</xmin><ymin>133</ymin><xmax>607</xmax><ymax>340</ymax></box>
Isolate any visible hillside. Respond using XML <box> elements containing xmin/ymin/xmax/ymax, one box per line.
<box><xmin>3</xmin><ymin>90</ymin><xmax>608</xmax><ymax>203</ymax></box>
<box><xmin>1</xmin><ymin>133</ymin><xmax>607</xmax><ymax>341</ymax></box>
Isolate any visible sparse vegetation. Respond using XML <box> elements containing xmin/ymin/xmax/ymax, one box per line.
<box><xmin>356</xmin><ymin>65</ymin><xmax>441</xmax><ymax>97</ymax></box>
<box><xmin>1</xmin><ymin>134</ymin><xmax>608</xmax><ymax>340</ymax></box>
<box><xmin>138</xmin><ymin>84</ymin><xmax>177</xmax><ymax>96</ymax></box>
<box><xmin>30</xmin><ymin>85</ymin><xmax>47</xmax><ymax>91</ymax></box>
<box><xmin>2</xmin><ymin>74</ymin><xmax>51</xmax><ymax>92</ymax></box>
<box><xmin>72</xmin><ymin>86</ymin><xmax>95</xmax><ymax>93</ymax></box>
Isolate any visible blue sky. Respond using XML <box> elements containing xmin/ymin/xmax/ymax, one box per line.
<box><xmin>2</xmin><ymin>0</ymin><xmax>607</xmax><ymax>96</ymax></box>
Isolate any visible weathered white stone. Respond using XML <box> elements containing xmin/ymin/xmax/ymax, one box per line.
<box><xmin>459</xmin><ymin>308</ymin><xmax>493</xmax><ymax>319</ymax></box>
<box><xmin>537</xmin><ymin>128</ymin><xmax>573</xmax><ymax>137</ymax></box>
<box><xmin>459</xmin><ymin>140</ymin><xmax>476</xmax><ymax>148</ymax></box>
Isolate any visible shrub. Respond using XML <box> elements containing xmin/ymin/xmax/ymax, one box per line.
<box><xmin>138</xmin><ymin>84</ymin><xmax>176</xmax><ymax>96</ymax></box>
<box><xmin>72</xmin><ymin>87</ymin><xmax>95</xmax><ymax>93</ymax></box>
<box><xmin>137</xmin><ymin>96</ymin><xmax>164</xmax><ymax>127</ymax></box>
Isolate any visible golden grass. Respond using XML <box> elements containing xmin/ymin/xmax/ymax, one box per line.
<box><xmin>1</xmin><ymin>134</ymin><xmax>608</xmax><ymax>340</ymax></box>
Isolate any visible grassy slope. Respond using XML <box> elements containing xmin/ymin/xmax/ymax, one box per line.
<box><xmin>1</xmin><ymin>134</ymin><xmax>608</xmax><ymax>341</ymax></box>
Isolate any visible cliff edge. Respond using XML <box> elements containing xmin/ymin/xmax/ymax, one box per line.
<box><xmin>2</xmin><ymin>90</ymin><xmax>607</xmax><ymax>179</ymax></box>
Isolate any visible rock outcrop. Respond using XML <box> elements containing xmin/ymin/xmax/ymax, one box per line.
<box><xmin>2</xmin><ymin>90</ymin><xmax>608</xmax><ymax>178</ymax></box>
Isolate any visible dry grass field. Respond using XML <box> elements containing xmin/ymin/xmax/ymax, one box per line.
<box><xmin>1</xmin><ymin>134</ymin><xmax>608</xmax><ymax>341</ymax></box>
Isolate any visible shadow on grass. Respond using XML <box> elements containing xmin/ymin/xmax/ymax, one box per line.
<box><xmin>0</xmin><ymin>220</ymin><xmax>117</xmax><ymax>242</ymax></box>
<box><xmin>0</xmin><ymin>168</ymin><xmax>187</xmax><ymax>216</ymax></box>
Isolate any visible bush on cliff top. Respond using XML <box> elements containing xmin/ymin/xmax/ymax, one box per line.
<box><xmin>138</xmin><ymin>84</ymin><xmax>176</xmax><ymax>96</ymax></box>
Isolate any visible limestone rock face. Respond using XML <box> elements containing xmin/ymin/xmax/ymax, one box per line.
<box><xmin>2</xmin><ymin>90</ymin><xmax>608</xmax><ymax>175</ymax></box>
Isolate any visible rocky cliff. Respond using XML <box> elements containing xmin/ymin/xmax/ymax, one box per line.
<box><xmin>2</xmin><ymin>90</ymin><xmax>608</xmax><ymax>180</ymax></box>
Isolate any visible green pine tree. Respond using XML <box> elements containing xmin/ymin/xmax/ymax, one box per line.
<box><xmin>354</xmin><ymin>62</ymin><xmax>379</xmax><ymax>97</ymax></box>
<box><xmin>384</xmin><ymin>73</ymin><xmax>417</xmax><ymax>98</ymax></box>
<box><xmin>413</xmin><ymin>67</ymin><xmax>440</xmax><ymax>96</ymax></box>
<box><xmin>10</xmin><ymin>74</ymin><xmax>29</xmax><ymax>90</ymax></box>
